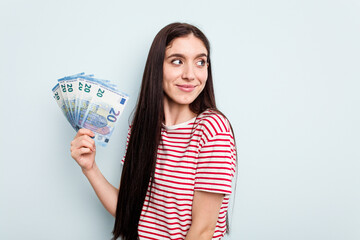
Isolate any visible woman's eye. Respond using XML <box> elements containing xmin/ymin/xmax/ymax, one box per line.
<box><xmin>172</xmin><ymin>59</ymin><xmax>182</xmax><ymax>65</ymax></box>
<box><xmin>196</xmin><ymin>60</ymin><xmax>206</xmax><ymax>66</ymax></box>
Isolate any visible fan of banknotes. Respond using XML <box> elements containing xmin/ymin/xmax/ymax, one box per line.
<box><xmin>52</xmin><ymin>73</ymin><xmax>129</xmax><ymax>147</ymax></box>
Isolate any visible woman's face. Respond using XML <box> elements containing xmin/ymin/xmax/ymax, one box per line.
<box><xmin>163</xmin><ymin>34</ymin><xmax>208</xmax><ymax>108</ymax></box>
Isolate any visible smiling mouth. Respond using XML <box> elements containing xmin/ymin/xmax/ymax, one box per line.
<box><xmin>176</xmin><ymin>84</ymin><xmax>196</xmax><ymax>92</ymax></box>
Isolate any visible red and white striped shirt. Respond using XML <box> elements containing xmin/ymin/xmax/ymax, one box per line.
<box><xmin>122</xmin><ymin>109</ymin><xmax>236</xmax><ymax>239</ymax></box>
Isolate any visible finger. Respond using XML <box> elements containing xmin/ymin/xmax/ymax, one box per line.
<box><xmin>71</xmin><ymin>135</ymin><xmax>95</xmax><ymax>150</ymax></box>
<box><xmin>79</xmin><ymin>147</ymin><xmax>93</xmax><ymax>155</ymax></box>
<box><xmin>76</xmin><ymin>138</ymin><xmax>96</xmax><ymax>151</ymax></box>
<box><xmin>71</xmin><ymin>143</ymin><xmax>95</xmax><ymax>159</ymax></box>
<box><xmin>70</xmin><ymin>149</ymin><xmax>80</xmax><ymax>160</ymax></box>
<box><xmin>75</xmin><ymin>128</ymin><xmax>95</xmax><ymax>138</ymax></box>
<box><xmin>73</xmin><ymin>134</ymin><xmax>95</xmax><ymax>146</ymax></box>
<box><xmin>78</xmin><ymin>134</ymin><xmax>96</xmax><ymax>143</ymax></box>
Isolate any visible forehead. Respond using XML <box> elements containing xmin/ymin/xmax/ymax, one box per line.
<box><xmin>165</xmin><ymin>34</ymin><xmax>208</xmax><ymax>56</ymax></box>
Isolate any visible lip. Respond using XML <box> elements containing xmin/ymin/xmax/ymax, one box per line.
<box><xmin>176</xmin><ymin>84</ymin><xmax>196</xmax><ymax>92</ymax></box>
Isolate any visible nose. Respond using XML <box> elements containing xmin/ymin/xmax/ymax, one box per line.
<box><xmin>181</xmin><ymin>63</ymin><xmax>195</xmax><ymax>81</ymax></box>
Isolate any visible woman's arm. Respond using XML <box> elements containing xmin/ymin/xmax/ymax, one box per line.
<box><xmin>185</xmin><ymin>191</ymin><xmax>224</xmax><ymax>240</ymax></box>
<box><xmin>70</xmin><ymin>128</ymin><xmax>119</xmax><ymax>217</ymax></box>
<box><xmin>82</xmin><ymin>163</ymin><xmax>119</xmax><ymax>217</ymax></box>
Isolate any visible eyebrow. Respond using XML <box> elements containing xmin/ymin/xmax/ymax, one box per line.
<box><xmin>166</xmin><ymin>53</ymin><xmax>208</xmax><ymax>59</ymax></box>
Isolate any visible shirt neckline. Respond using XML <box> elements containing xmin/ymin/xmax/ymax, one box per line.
<box><xmin>162</xmin><ymin>116</ymin><xmax>197</xmax><ymax>130</ymax></box>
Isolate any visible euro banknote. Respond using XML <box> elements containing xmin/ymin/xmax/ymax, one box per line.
<box><xmin>52</xmin><ymin>73</ymin><xmax>129</xmax><ymax>146</ymax></box>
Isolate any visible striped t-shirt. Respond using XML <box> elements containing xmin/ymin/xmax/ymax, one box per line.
<box><xmin>122</xmin><ymin>109</ymin><xmax>236</xmax><ymax>239</ymax></box>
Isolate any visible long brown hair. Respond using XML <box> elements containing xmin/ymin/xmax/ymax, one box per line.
<box><xmin>112</xmin><ymin>22</ymin><xmax>224</xmax><ymax>240</ymax></box>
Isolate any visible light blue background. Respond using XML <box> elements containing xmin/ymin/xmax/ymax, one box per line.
<box><xmin>0</xmin><ymin>0</ymin><xmax>359</xmax><ymax>239</ymax></box>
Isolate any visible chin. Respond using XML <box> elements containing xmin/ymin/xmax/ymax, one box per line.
<box><xmin>164</xmin><ymin>93</ymin><xmax>199</xmax><ymax>106</ymax></box>
<box><xmin>177</xmin><ymin>97</ymin><xmax>197</xmax><ymax>106</ymax></box>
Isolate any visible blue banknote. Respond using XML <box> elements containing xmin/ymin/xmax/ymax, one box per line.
<box><xmin>52</xmin><ymin>73</ymin><xmax>129</xmax><ymax>146</ymax></box>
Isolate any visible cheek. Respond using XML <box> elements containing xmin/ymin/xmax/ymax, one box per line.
<box><xmin>198</xmin><ymin>71</ymin><xmax>208</xmax><ymax>84</ymax></box>
<box><xmin>162</xmin><ymin>63</ymin><xmax>172</xmax><ymax>82</ymax></box>
<box><xmin>163</xmin><ymin>67</ymin><xmax>180</xmax><ymax>84</ymax></box>
<box><xmin>162</xmin><ymin>70</ymin><xmax>172</xmax><ymax>89</ymax></box>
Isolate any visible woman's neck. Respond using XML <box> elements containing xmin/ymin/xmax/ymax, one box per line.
<box><xmin>163</xmin><ymin>98</ymin><xmax>197</xmax><ymax>127</ymax></box>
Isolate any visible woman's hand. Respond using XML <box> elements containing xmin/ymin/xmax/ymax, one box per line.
<box><xmin>70</xmin><ymin>128</ymin><xmax>119</xmax><ymax>216</ymax></box>
<box><xmin>70</xmin><ymin>128</ymin><xmax>96</xmax><ymax>172</ymax></box>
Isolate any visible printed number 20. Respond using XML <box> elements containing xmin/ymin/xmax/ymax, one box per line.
<box><xmin>107</xmin><ymin>108</ymin><xmax>120</xmax><ymax>122</ymax></box>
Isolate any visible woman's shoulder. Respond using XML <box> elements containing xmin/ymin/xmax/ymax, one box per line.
<box><xmin>195</xmin><ymin>109</ymin><xmax>232</xmax><ymax>136</ymax></box>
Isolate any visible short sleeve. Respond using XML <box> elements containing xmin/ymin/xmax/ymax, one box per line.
<box><xmin>194</xmin><ymin>130</ymin><xmax>236</xmax><ymax>195</ymax></box>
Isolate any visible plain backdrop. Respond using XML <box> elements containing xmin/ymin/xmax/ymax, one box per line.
<box><xmin>0</xmin><ymin>0</ymin><xmax>359</xmax><ymax>239</ymax></box>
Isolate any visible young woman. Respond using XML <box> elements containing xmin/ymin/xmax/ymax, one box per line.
<box><xmin>70</xmin><ymin>22</ymin><xmax>237</xmax><ymax>240</ymax></box>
